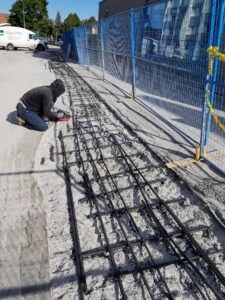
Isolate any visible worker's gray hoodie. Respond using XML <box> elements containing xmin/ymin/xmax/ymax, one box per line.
<box><xmin>20</xmin><ymin>79</ymin><xmax>65</xmax><ymax>119</ymax></box>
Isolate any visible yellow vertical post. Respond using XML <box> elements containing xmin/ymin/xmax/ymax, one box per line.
<box><xmin>196</xmin><ymin>144</ymin><xmax>200</xmax><ymax>161</ymax></box>
<box><xmin>203</xmin><ymin>145</ymin><xmax>207</xmax><ymax>157</ymax></box>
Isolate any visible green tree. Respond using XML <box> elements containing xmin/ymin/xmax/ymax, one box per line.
<box><xmin>82</xmin><ymin>16</ymin><xmax>97</xmax><ymax>25</ymax></box>
<box><xmin>55</xmin><ymin>11</ymin><xmax>61</xmax><ymax>28</ymax></box>
<box><xmin>39</xmin><ymin>17</ymin><xmax>54</xmax><ymax>38</ymax></box>
<box><xmin>9</xmin><ymin>0</ymin><xmax>49</xmax><ymax>36</ymax></box>
<box><xmin>62</xmin><ymin>13</ymin><xmax>81</xmax><ymax>31</ymax></box>
<box><xmin>54</xmin><ymin>11</ymin><xmax>62</xmax><ymax>39</ymax></box>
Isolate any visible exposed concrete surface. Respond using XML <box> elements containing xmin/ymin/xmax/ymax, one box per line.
<box><xmin>0</xmin><ymin>49</ymin><xmax>55</xmax><ymax>299</ymax></box>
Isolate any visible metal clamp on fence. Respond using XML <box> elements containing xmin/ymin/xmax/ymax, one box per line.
<box><xmin>207</xmin><ymin>46</ymin><xmax>225</xmax><ymax>76</ymax></box>
<box><xmin>208</xmin><ymin>46</ymin><xmax>225</xmax><ymax>62</ymax></box>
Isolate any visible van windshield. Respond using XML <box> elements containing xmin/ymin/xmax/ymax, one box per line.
<box><xmin>29</xmin><ymin>34</ymin><xmax>36</xmax><ymax>40</ymax></box>
<box><xmin>28</xmin><ymin>33</ymin><xmax>41</xmax><ymax>40</ymax></box>
<box><xmin>35</xmin><ymin>34</ymin><xmax>41</xmax><ymax>40</ymax></box>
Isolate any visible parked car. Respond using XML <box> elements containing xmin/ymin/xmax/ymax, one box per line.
<box><xmin>0</xmin><ymin>26</ymin><xmax>47</xmax><ymax>51</ymax></box>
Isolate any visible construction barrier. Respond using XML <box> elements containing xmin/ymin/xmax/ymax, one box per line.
<box><xmin>62</xmin><ymin>29</ymin><xmax>78</xmax><ymax>60</ymax></box>
<box><xmin>63</xmin><ymin>0</ymin><xmax>225</xmax><ymax>174</ymax></box>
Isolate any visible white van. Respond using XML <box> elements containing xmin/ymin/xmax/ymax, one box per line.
<box><xmin>0</xmin><ymin>26</ymin><xmax>47</xmax><ymax>51</ymax></box>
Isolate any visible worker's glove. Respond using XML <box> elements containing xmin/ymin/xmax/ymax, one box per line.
<box><xmin>57</xmin><ymin>111</ymin><xmax>64</xmax><ymax>119</ymax></box>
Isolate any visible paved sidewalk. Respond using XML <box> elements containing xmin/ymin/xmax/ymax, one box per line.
<box><xmin>0</xmin><ymin>49</ymin><xmax>55</xmax><ymax>299</ymax></box>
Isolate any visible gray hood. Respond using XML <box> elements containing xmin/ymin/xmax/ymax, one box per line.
<box><xmin>50</xmin><ymin>79</ymin><xmax>65</xmax><ymax>101</ymax></box>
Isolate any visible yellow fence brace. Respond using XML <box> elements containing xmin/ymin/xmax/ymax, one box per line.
<box><xmin>206</xmin><ymin>46</ymin><xmax>225</xmax><ymax>133</ymax></box>
<box><xmin>205</xmin><ymin>90</ymin><xmax>225</xmax><ymax>132</ymax></box>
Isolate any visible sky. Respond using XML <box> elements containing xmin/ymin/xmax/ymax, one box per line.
<box><xmin>0</xmin><ymin>0</ymin><xmax>99</xmax><ymax>21</ymax></box>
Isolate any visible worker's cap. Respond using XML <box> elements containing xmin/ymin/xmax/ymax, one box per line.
<box><xmin>51</xmin><ymin>79</ymin><xmax>65</xmax><ymax>99</ymax></box>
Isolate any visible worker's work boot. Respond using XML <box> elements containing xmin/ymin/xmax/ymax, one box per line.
<box><xmin>17</xmin><ymin>116</ymin><xmax>26</xmax><ymax>126</ymax></box>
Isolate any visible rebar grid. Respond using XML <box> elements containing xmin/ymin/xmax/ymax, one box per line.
<box><xmin>51</xmin><ymin>53</ymin><xmax>225</xmax><ymax>300</ymax></box>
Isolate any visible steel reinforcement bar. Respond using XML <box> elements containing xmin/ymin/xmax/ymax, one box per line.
<box><xmin>69</xmin><ymin>72</ymin><xmax>223</xmax><ymax>299</ymax></box>
<box><xmin>51</xmin><ymin>53</ymin><xmax>225</xmax><ymax>299</ymax></box>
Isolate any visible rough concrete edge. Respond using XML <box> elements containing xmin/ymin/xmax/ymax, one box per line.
<box><xmin>33</xmin><ymin>127</ymin><xmax>54</xmax><ymax>299</ymax></box>
<box><xmin>33</xmin><ymin>124</ymin><xmax>76</xmax><ymax>300</ymax></box>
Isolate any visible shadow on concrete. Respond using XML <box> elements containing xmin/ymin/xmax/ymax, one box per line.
<box><xmin>6</xmin><ymin>111</ymin><xmax>18</xmax><ymax>125</ymax></box>
<box><xmin>32</xmin><ymin>47</ymin><xmax>62</xmax><ymax>59</ymax></box>
<box><xmin>0</xmin><ymin>274</ymin><xmax>76</xmax><ymax>299</ymax></box>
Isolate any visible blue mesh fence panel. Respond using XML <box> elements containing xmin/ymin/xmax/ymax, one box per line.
<box><xmin>134</xmin><ymin>0</ymin><xmax>211</xmax><ymax>145</ymax></box>
<box><xmin>102</xmin><ymin>12</ymin><xmax>132</xmax><ymax>84</ymax></box>
<box><xmin>62</xmin><ymin>31</ymin><xmax>69</xmax><ymax>53</ymax></box>
<box><xmin>74</xmin><ymin>26</ymin><xmax>89</xmax><ymax>65</ymax></box>
<box><xmin>85</xmin><ymin>22</ymin><xmax>102</xmax><ymax>70</ymax></box>
<box><xmin>62</xmin><ymin>0</ymin><xmax>225</xmax><ymax>173</ymax></box>
<box><xmin>202</xmin><ymin>1</ymin><xmax>225</xmax><ymax>173</ymax></box>
<box><xmin>62</xmin><ymin>29</ymin><xmax>77</xmax><ymax>60</ymax></box>
<box><xmin>70</xmin><ymin>29</ymin><xmax>77</xmax><ymax>60</ymax></box>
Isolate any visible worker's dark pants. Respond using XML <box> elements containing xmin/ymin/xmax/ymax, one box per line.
<box><xmin>17</xmin><ymin>106</ymin><xmax>48</xmax><ymax>131</ymax></box>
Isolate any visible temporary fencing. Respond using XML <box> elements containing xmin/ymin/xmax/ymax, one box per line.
<box><xmin>133</xmin><ymin>1</ymin><xmax>210</xmax><ymax>142</ymax></box>
<box><xmin>85</xmin><ymin>22</ymin><xmax>101</xmax><ymax>69</ymax></box>
<box><xmin>74</xmin><ymin>26</ymin><xmax>88</xmax><ymax>65</ymax></box>
<box><xmin>62</xmin><ymin>29</ymin><xmax>77</xmax><ymax>60</ymax></box>
<box><xmin>200</xmin><ymin>1</ymin><xmax>225</xmax><ymax>172</ymax></box>
<box><xmin>62</xmin><ymin>0</ymin><xmax>225</xmax><ymax>174</ymax></box>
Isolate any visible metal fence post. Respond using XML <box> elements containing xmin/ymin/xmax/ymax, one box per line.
<box><xmin>73</xmin><ymin>28</ymin><xmax>78</xmax><ymax>62</ymax></box>
<box><xmin>200</xmin><ymin>0</ymin><xmax>218</xmax><ymax>155</ymax></box>
<box><xmin>130</xmin><ymin>9</ymin><xmax>136</xmax><ymax>100</ymax></box>
<box><xmin>84</xmin><ymin>25</ymin><xmax>89</xmax><ymax>70</ymax></box>
<box><xmin>204</xmin><ymin>1</ymin><xmax>225</xmax><ymax>146</ymax></box>
<box><xmin>100</xmin><ymin>20</ymin><xmax>105</xmax><ymax>81</ymax></box>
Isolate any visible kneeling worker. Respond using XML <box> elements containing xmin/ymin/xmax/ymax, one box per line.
<box><xmin>16</xmin><ymin>79</ymin><xmax>67</xmax><ymax>131</ymax></box>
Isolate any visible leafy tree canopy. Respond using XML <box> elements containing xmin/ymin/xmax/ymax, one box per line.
<box><xmin>55</xmin><ymin>11</ymin><xmax>61</xmax><ymax>28</ymax></box>
<box><xmin>9</xmin><ymin>0</ymin><xmax>50</xmax><ymax>36</ymax></box>
<box><xmin>53</xmin><ymin>11</ymin><xmax>62</xmax><ymax>37</ymax></box>
<box><xmin>62</xmin><ymin>13</ymin><xmax>81</xmax><ymax>31</ymax></box>
<box><xmin>9</xmin><ymin>1</ymin><xmax>96</xmax><ymax>37</ymax></box>
<box><xmin>82</xmin><ymin>16</ymin><xmax>97</xmax><ymax>25</ymax></box>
